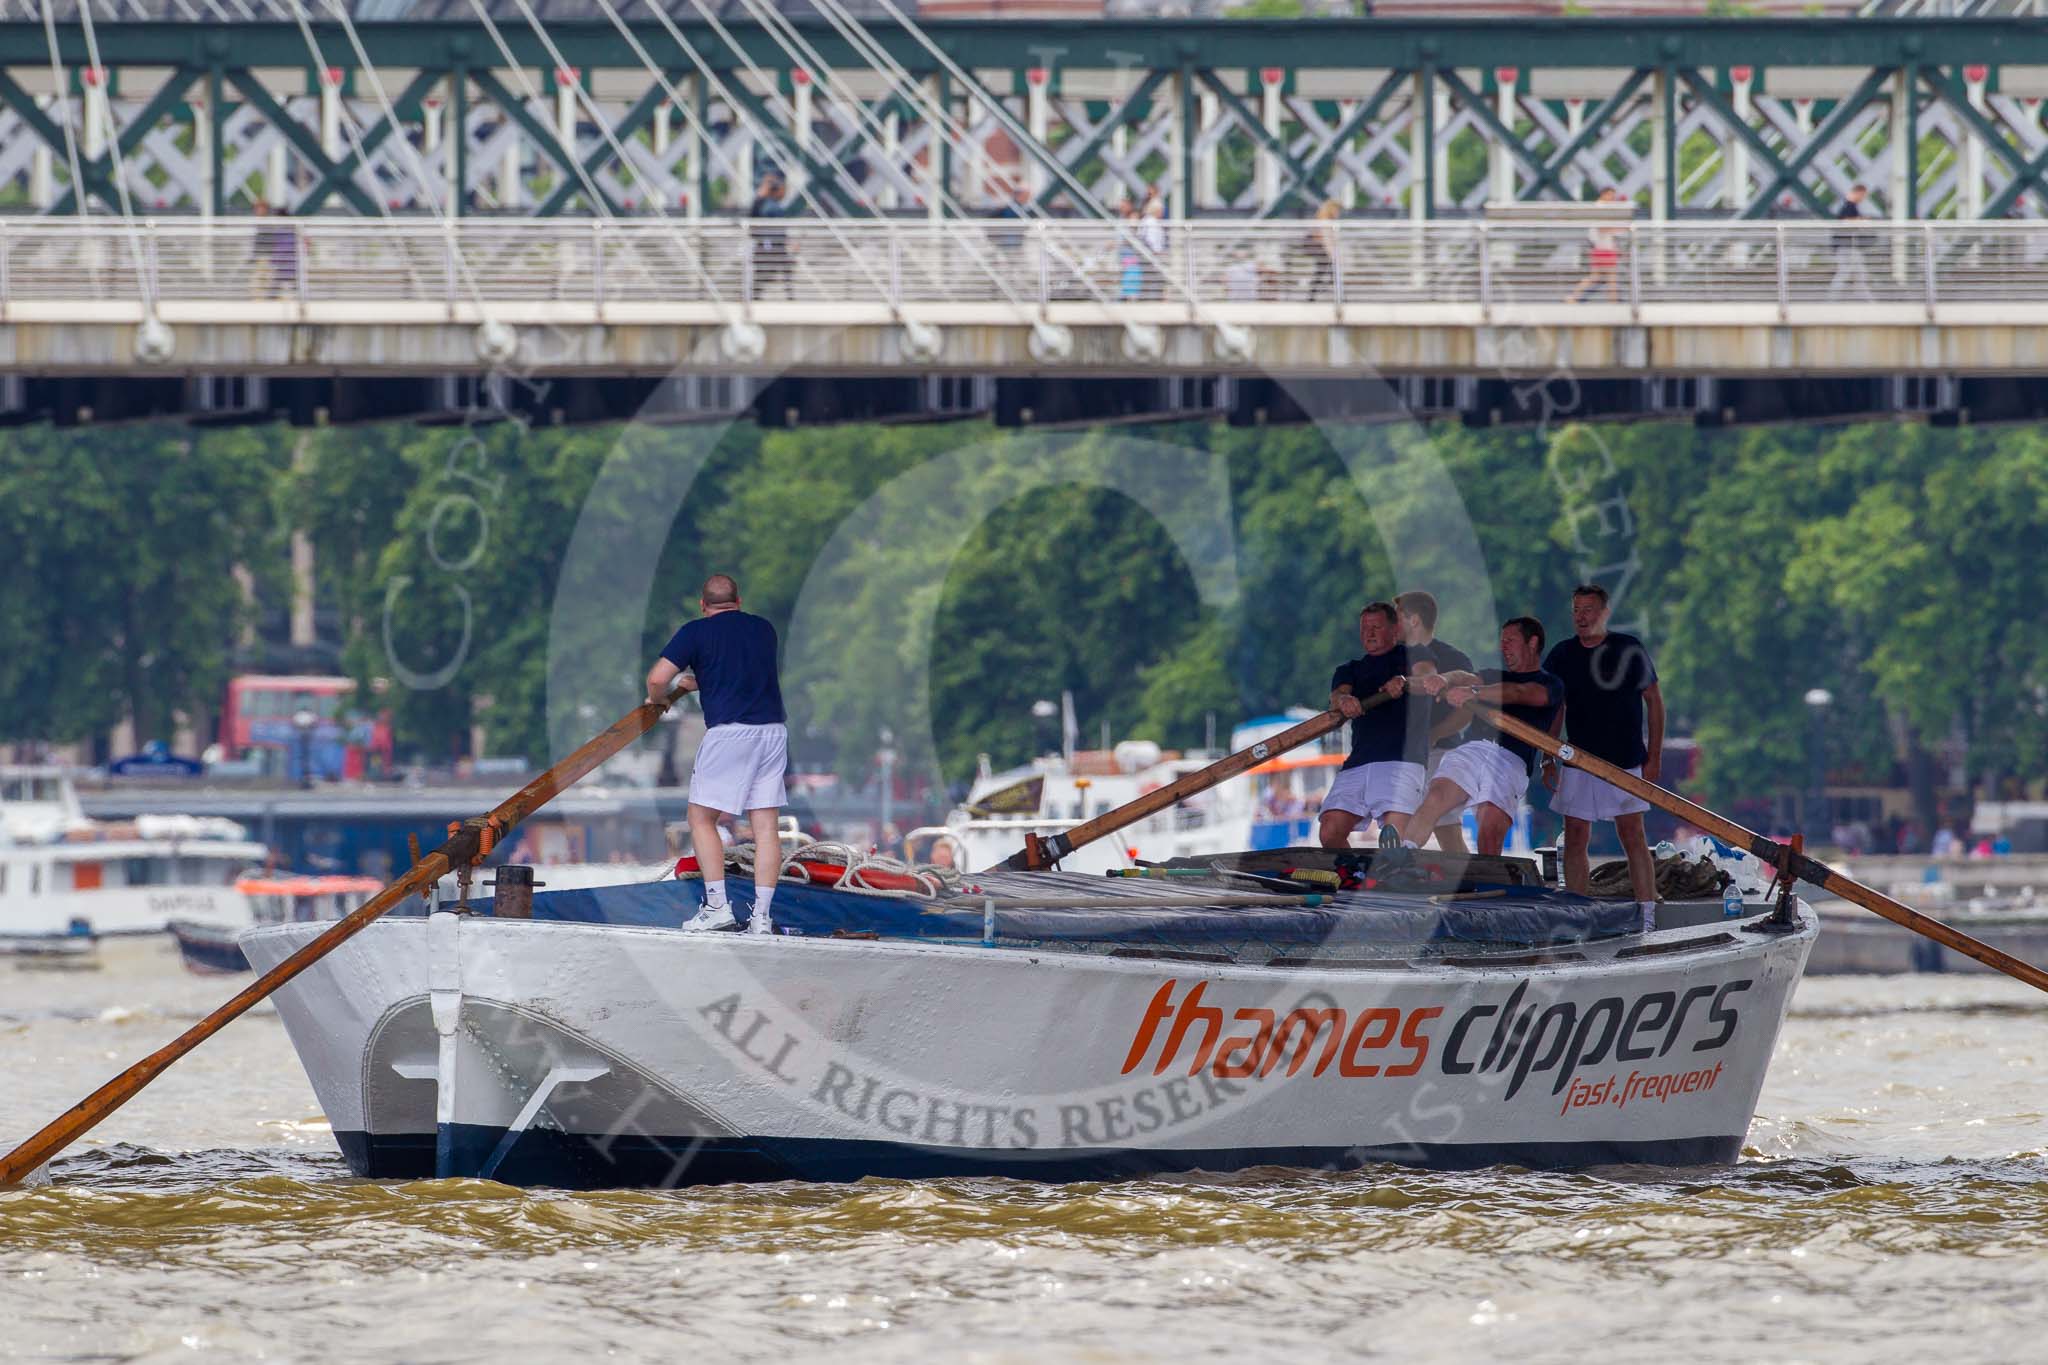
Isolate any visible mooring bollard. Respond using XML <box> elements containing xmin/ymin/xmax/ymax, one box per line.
<box><xmin>488</xmin><ymin>864</ymin><xmax>542</xmax><ymax>919</ymax></box>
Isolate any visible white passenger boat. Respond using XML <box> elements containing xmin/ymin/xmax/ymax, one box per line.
<box><xmin>935</xmin><ymin>714</ymin><xmax>1537</xmax><ymax>877</ymax></box>
<box><xmin>246</xmin><ymin>847</ymin><xmax>1815</xmax><ymax>1187</ymax></box>
<box><xmin>0</xmin><ymin>766</ymin><xmax>267</xmax><ymax>943</ymax></box>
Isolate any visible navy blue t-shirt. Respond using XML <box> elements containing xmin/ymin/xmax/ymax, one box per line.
<box><xmin>1331</xmin><ymin>645</ymin><xmax>1416</xmax><ymax>768</ymax></box>
<box><xmin>660</xmin><ymin>611</ymin><xmax>787</xmax><ymax>729</ymax></box>
<box><xmin>1408</xmin><ymin>637</ymin><xmax>1475</xmax><ymax>750</ymax></box>
<box><xmin>1479</xmin><ymin>667</ymin><xmax>1564</xmax><ymax>772</ymax></box>
<box><xmin>1542</xmin><ymin>632</ymin><xmax>1657</xmax><ymax>767</ymax></box>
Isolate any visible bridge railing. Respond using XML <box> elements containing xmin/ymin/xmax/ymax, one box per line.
<box><xmin>5</xmin><ymin>218</ymin><xmax>2047</xmax><ymax>313</ymax></box>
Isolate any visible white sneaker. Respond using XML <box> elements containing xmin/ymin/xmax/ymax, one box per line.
<box><xmin>746</xmin><ymin>910</ymin><xmax>774</xmax><ymax>936</ymax></box>
<box><xmin>681</xmin><ymin>905</ymin><xmax>736</xmax><ymax>933</ymax></box>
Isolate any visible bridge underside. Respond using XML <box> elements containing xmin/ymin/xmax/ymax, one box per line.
<box><xmin>6</xmin><ymin>363</ymin><xmax>2034</xmax><ymax>432</ymax></box>
<box><xmin>9</xmin><ymin>307</ymin><xmax>2048</xmax><ymax>373</ymax></box>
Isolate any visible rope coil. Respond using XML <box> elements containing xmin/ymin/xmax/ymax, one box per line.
<box><xmin>677</xmin><ymin>840</ymin><xmax>962</xmax><ymax>901</ymax></box>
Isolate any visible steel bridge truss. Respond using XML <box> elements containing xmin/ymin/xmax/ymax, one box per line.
<box><xmin>8</xmin><ymin>19</ymin><xmax>2048</xmax><ymax>219</ymax></box>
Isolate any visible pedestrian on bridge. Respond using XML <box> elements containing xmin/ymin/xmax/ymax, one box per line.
<box><xmin>1565</xmin><ymin>187</ymin><xmax>1628</xmax><ymax>305</ymax></box>
<box><xmin>750</xmin><ymin>175</ymin><xmax>794</xmax><ymax>301</ymax></box>
<box><xmin>1303</xmin><ymin>199</ymin><xmax>1340</xmax><ymax>302</ymax></box>
<box><xmin>1830</xmin><ymin>183</ymin><xmax>1876</xmax><ymax>302</ymax></box>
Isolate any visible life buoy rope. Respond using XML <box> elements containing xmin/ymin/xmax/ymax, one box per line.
<box><xmin>673</xmin><ymin>840</ymin><xmax>961</xmax><ymax>900</ymax></box>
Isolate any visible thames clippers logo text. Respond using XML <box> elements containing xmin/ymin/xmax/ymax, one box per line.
<box><xmin>1121</xmin><ymin>976</ymin><xmax>1752</xmax><ymax>1107</ymax></box>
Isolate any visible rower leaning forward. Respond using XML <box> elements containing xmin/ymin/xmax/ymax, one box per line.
<box><xmin>1318</xmin><ymin>601</ymin><xmax>1424</xmax><ymax>850</ymax></box>
<box><xmin>1404</xmin><ymin>616</ymin><xmax>1563</xmax><ymax>856</ymax></box>
<box><xmin>646</xmin><ymin>574</ymin><xmax>790</xmax><ymax>936</ymax></box>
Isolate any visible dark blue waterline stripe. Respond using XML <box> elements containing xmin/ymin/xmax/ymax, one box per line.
<box><xmin>334</xmin><ymin>1126</ymin><xmax>1744</xmax><ymax>1188</ymax></box>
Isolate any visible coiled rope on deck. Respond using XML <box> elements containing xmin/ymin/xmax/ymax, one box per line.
<box><xmin>680</xmin><ymin>840</ymin><xmax>963</xmax><ymax>901</ymax></box>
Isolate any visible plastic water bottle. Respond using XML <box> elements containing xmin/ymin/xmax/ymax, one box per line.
<box><xmin>1722</xmin><ymin>881</ymin><xmax>1743</xmax><ymax>919</ymax></box>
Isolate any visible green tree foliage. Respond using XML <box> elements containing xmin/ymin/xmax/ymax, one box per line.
<box><xmin>10</xmin><ymin>412</ymin><xmax>2047</xmax><ymax>828</ymax></box>
<box><xmin>0</xmin><ymin>426</ymin><xmax>288</xmax><ymax>748</ymax></box>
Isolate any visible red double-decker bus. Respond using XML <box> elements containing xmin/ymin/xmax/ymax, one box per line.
<box><xmin>220</xmin><ymin>676</ymin><xmax>393</xmax><ymax>781</ymax></box>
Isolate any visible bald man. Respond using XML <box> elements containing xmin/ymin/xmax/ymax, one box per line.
<box><xmin>647</xmin><ymin>574</ymin><xmax>789</xmax><ymax>935</ymax></box>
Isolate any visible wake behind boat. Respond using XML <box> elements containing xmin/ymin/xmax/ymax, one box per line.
<box><xmin>243</xmin><ymin>847</ymin><xmax>1815</xmax><ymax>1187</ymax></box>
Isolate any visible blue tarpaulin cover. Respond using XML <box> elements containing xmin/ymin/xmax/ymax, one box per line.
<box><xmin>484</xmin><ymin>873</ymin><xmax>1638</xmax><ymax>951</ymax></box>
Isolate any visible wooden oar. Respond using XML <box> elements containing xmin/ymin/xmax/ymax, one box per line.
<box><xmin>1470</xmin><ymin>702</ymin><xmax>2048</xmax><ymax>995</ymax></box>
<box><xmin>0</xmin><ymin>690</ymin><xmax>683</xmax><ymax>1188</ymax></box>
<box><xmin>993</xmin><ymin>694</ymin><xmax>1393</xmax><ymax>872</ymax></box>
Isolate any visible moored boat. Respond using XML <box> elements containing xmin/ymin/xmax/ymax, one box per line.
<box><xmin>932</xmin><ymin>712</ymin><xmax>1536</xmax><ymax>877</ymax></box>
<box><xmin>244</xmin><ymin>848</ymin><xmax>1815</xmax><ymax>1188</ymax></box>
<box><xmin>170</xmin><ymin>875</ymin><xmax>388</xmax><ymax>974</ymax></box>
<box><xmin>1803</xmin><ymin>899</ymin><xmax>2048</xmax><ymax>974</ymax></box>
<box><xmin>1</xmin><ymin>766</ymin><xmax>267</xmax><ymax>946</ymax></box>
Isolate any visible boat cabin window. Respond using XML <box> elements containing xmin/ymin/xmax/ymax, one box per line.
<box><xmin>125</xmin><ymin>857</ymin><xmax>162</xmax><ymax>885</ymax></box>
<box><xmin>31</xmin><ymin>864</ymin><xmax>41</xmax><ymax>895</ymax></box>
<box><xmin>174</xmin><ymin>857</ymin><xmax>219</xmax><ymax>886</ymax></box>
<box><xmin>1</xmin><ymin>776</ymin><xmax>62</xmax><ymax>801</ymax></box>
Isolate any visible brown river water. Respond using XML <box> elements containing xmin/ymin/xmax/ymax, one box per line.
<box><xmin>2</xmin><ymin>937</ymin><xmax>2044</xmax><ymax>1363</ymax></box>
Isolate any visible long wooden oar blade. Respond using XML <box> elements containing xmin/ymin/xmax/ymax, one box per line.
<box><xmin>1471</xmin><ymin>703</ymin><xmax>2048</xmax><ymax>996</ymax></box>
<box><xmin>0</xmin><ymin>694</ymin><xmax>677</xmax><ymax>1189</ymax></box>
<box><xmin>992</xmin><ymin>696</ymin><xmax>1391</xmax><ymax>872</ymax></box>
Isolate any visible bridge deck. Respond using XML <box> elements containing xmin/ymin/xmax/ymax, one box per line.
<box><xmin>4</xmin><ymin>219</ymin><xmax>2047</xmax><ymax>378</ymax></box>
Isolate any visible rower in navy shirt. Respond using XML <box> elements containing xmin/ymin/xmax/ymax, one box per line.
<box><xmin>1406</xmin><ymin>617</ymin><xmax>1563</xmax><ymax>856</ymax></box>
<box><xmin>1318</xmin><ymin>601</ymin><xmax>1420</xmax><ymax>850</ymax></box>
<box><xmin>646</xmin><ymin>574</ymin><xmax>790</xmax><ymax>936</ymax></box>
<box><xmin>1395</xmin><ymin>589</ymin><xmax>1477</xmax><ymax>854</ymax></box>
<box><xmin>1540</xmin><ymin>582</ymin><xmax>1666</xmax><ymax>926</ymax></box>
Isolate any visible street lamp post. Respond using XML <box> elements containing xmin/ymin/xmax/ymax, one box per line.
<box><xmin>1030</xmin><ymin>698</ymin><xmax>1057</xmax><ymax>757</ymax></box>
<box><xmin>290</xmin><ymin>707</ymin><xmax>318</xmax><ymax>790</ymax></box>
<box><xmin>1803</xmin><ymin>688</ymin><xmax>1833</xmax><ymax>839</ymax></box>
<box><xmin>876</xmin><ymin>726</ymin><xmax>897</xmax><ymax>846</ymax></box>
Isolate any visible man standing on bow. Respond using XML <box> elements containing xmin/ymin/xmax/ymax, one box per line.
<box><xmin>1543</xmin><ymin>583</ymin><xmax>1665</xmax><ymax>928</ymax></box>
<box><xmin>646</xmin><ymin>574</ymin><xmax>789</xmax><ymax>935</ymax></box>
<box><xmin>1318</xmin><ymin>602</ymin><xmax>1416</xmax><ymax>850</ymax></box>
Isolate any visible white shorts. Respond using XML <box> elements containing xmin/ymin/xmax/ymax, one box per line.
<box><xmin>689</xmin><ymin>722</ymin><xmax>789</xmax><ymax>815</ymax></box>
<box><xmin>1550</xmin><ymin>763</ymin><xmax>1650</xmax><ymax>821</ymax></box>
<box><xmin>1321</xmin><ymin>760</ymin><xmax>1424</xmax><ymax>822</ymax></box>
<box><xmin>1423</xmin><ymin>748</ymin><xmax>1469</xmax><ymax>821</ymax></box>
<box><xmin>1435</xmin><ymin>740</ymin><xmax>1530</xmax><ymax>818</ymax></box>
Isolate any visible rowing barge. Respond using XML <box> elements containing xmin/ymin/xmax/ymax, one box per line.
<box><xmin>244</xmin><ymin>848</ymin><xmax>1814</xmax><ymax>1188</ymax></box>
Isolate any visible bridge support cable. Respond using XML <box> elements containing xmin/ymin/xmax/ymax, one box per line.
<box><xmin>828</xmin><ymin>0</ymin><xmax>1255</xmax><ymax>361</ymax></box>
<box><xmin>573</xmin><ymin>0</ymin><xmax>928</xmax><ymax>333</ymax></box>
<box><xmin>698</xmin><ymin>0</ymin><xmax>1046</xmax><ymax>341</ymax></box>
<box><xmin>312</xmin><ymin>0</ymin><xmax>540</xmax><ymax>355</ymax></box>
<box><xmin>660</xmin><ymin>0</ymin><xmax>882</xmax><ymax>220</ymax></box>
<box><xmin>283</xmin><ymin>1</ymin><xmax>439</xmax><ymax>301</ymax></box>
<box><xmin>800</xmin><ymin>0</ymin><xmax>1161</xmax><ymax>353</ymax></box>
<box><xmin>493</xmin><ymin>0</ymin><xmax>756</xmax><ymax>334</ymax></box>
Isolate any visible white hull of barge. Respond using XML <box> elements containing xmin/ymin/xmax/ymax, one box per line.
<box><xmin>246</xmin><ymin>911</ymin><xmax>1814</xmax><ymax>1187</ymax></box>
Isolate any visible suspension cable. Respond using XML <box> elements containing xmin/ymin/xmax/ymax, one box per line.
<box><xmin>283</xmin><ymin>0</ymin><xmax>437</xmax><ymax>298</ymax></box>
<box><xmin>805</xmin><ymin>0</ymin><xmax>1200</xmax><ymax>333</ymax></box>
<box><xmin>498</xmin><ymin>0</ymin><xmax>749</xmax><ymax>323</ymax></box>
<box><xmin>578</xmin><ymin>0</ymin><xmax>915</xmax><ymax>317</ymax></box>
<box><xmin>846</xmin><ymin>0</ymin><xmax>1247</xmax><ymax>344</ymax></box>
<box><xmin>707</xmin><ymin>0</ymin><xmax>1066</xmax><ymax>320</ymax></box>
<box><xmin>37</xmin><ymin>2</ymin><xmax>102</xmax><ymax>259</ymax></box>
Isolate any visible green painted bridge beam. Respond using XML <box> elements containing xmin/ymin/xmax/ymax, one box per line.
<box><xmin>1</xmin><ymin>19</ymin><xmax>2044</xmax><ymax>75</ymax></box>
